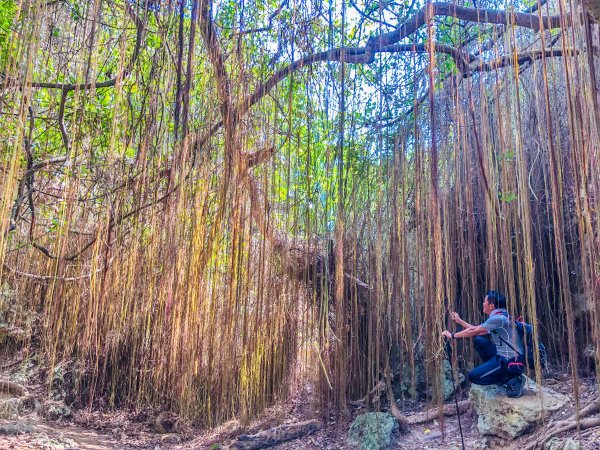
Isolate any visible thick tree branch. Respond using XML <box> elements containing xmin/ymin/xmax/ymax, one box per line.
<box><xmin>474</xmin><ymin>0</ymin><xmax>549</xmax><ymax>56</ymax></box>
<box><xmin>381</xmin><ymin>43</ymin><xmax>475</xmax><ymax>73</ymax></box>
<box><xmin>189</xmin><ymin>3</ymin><xmax>567</xmax><ymax>152</ymax></box>
<box><xmin>26</xmin><ymin>156</ymin><xmax>68</xmax><ymax>175</ymax></box>
<box><xmin>471</xmin><ymin>47</ymin><xmax>580</xmax><ymax>73</ymax></box>
<box><xmin>241</xmin><ymin>4</ymin><xmax>564</xmax><ymax>115</ymax></box>
<box><xmin>366</xmin><ymin>2</ymin><xmax>563</xmax><ymax>51</ymax></box>
<box><xmin>244</xmin><ymin>145</ymin><xmax>276</xmax><ymax>168</ymax></box>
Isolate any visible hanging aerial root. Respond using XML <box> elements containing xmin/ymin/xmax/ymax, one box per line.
<box><xmin>385</xmin><ymin>362</ymin><xmax>410</xmax><ymax>433</ymax></box>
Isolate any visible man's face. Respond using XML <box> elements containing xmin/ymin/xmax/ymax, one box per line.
<box><xmin>482</xmin><ymin>296</ymin><xmax>495</xmax><ymax>316</ymax></box>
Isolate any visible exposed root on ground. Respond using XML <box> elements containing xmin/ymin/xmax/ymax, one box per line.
<box><xmin>524</xmin><ymin>397</ymin><xmax>600</xmax><ymax>450</ymax></box>
<box><xmin>229</xmin><ymin>419</ymin><xmax>321</xmax><ymax>450</ymax></box>
<box><xmin>385</xmin><ymin>362</ymin><xmax>410</xmax><ymax>433</ymax></box>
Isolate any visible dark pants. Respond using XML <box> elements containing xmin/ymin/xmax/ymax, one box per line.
<box><xmin>468</xmin><ymin>336</ymin><xmax>519</xmax><ymax>386</ymax></box>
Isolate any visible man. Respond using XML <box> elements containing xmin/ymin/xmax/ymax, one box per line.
<box><xmin>442</xmin><ymin>290</ymin><xmax>526</xmax><ymax>398</ymax></box>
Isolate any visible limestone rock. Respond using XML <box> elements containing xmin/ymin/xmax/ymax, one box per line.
<box><xmin>398</xmin><ymin>359</ymin><xmax>464</xmax><ymax>401</ymax></box>
<box><xmin>443</xmin><ymin>359</ymin><xmax>465</xmax><ymax>400</ymax></box>
<box><xmin>546</xmin><ymin>437</ymin><xmax>581</xmax><ymax>450</ymax></box>
<box><xmin>469</xmin><ymin>377</ymin><xmax>568</xmax><ymax>440</ymax></box>
<box><xmin>0</xmin><ymin>397</ymin><xmax>23</xmax><ymax>419</ymax></box>
<box><xmin>39</xmin><ymin>400</ymin><xmax>72</xmax><ymax>420</ymax></box>
<box><xmin>347</xmin><ymin>412</ymin><xmax>399</xmax><ymax>450</ymax></box>
<box><xmin>0</xmin><ymin>422</ymin><xmax>34</xmax><ymax>435</ymax></box>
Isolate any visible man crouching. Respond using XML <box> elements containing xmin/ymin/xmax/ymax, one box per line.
<box><xmin>442</xmin><ymin>290</ymin><xmax>526</xmax><ymax>398</ymax></box>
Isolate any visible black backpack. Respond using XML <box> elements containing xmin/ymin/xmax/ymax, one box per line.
<box><xmin>493</xmin><ymin>312</ymin><xmax>547</xmax><ymax>369</ymax></box>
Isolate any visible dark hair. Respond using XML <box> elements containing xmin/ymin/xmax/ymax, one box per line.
<box><xmin>485</xmin><ymin>290</ymin><xmax>506</xmax><ymax>309</ymax></box>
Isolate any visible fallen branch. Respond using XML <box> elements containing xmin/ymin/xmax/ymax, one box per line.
<box><xmin>406</xmin><ymin>400</ymin><xmax>471</xmax><ymax>425</ymax></box>
<box><xmin>229</xmin><ymin>420</ymin><xmax>321</xmax><ymax>450</ymax></box>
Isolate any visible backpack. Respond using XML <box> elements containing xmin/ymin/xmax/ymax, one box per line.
<box><xmin>492</xmin><ymin>311</ymin><xmax>548</xmax><ymax>370</ymax></box>
<box><xmin>514</xmin><ymin>317</ymin><xmax>548</xmax><ymax>369</ymax></box>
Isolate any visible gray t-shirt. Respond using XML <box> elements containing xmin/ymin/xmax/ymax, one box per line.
<box><xmin>481</xmin><ymin>309</ymin><xmax>525</xmax><ymax>360</ymax></box>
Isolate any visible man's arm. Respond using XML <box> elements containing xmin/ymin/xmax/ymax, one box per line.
<box><xmin>442</xmin><ymin>326</ymin><xmax>489</xmax><ymax>340</ymax></box>
<box><xmin>455</xmin><ymin>326</ymin><xmax>489</xmax><ymax>338</ymax></box>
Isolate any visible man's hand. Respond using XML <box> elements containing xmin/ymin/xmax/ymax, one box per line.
<box><xmin>442</xmin><ymin>330</ymin><xmax>453</xmax><ymax>340</ymax></box>
<box><xmin>450</xmin><ymin>311</ymin><xmax>474</xmax><ymax>329</ymax></box>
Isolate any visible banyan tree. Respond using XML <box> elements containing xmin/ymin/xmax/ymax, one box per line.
<box><xmin>0</xmin><ymin>0</ymin><xmax>598</xmax><ymax>429</ymax></box>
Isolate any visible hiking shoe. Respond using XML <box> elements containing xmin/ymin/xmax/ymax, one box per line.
<box><xmin>505</xmin><ymin>375</ymin><xmax>525</xmax><ymax>398</ymax></box>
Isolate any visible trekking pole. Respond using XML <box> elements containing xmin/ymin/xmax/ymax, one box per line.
<box><xmin>445</xmin><ymin>338</ymin><xmax>466</xmax><ymax>450</ymax></box>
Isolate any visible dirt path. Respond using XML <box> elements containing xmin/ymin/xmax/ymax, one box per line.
<box><xmin>0</xmin><ymin>418</ymin><xmax>188</xmax><ymax>449</ymax></box>
<box><xmin>0</xmin><ymin>419</ymin><xmax>118</xmax><ymax>449</ymax></box>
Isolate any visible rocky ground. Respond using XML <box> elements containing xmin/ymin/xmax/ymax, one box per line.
<box><xmin>1</xmin><ymin>354</ymin><xmax>599</xmax><ymax>450</ymax></box>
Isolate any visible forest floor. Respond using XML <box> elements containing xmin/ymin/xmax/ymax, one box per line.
<box><xmin>1</xmin><ymin>356</ymin><xmax>599</xmax><ymax>450</ymax></box>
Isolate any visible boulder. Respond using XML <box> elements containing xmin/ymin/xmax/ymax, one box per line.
<box><xmin>39</xmin><ymin>400</ymin><xmax>72</xmax><ymax>420</ymax></box>
<box><xmin>469</xmin><ymin>377</ymin><xmax>568</xmax><ymax>440</ymax></box>
<box><xmin>0</xmin><ymin>380</ymin><xmax>28</xmax><ymax>419</ymax></box>
<box><xmin>0</xmin><ymin>422</ymin><xmax>34</xmax><ymax>435</ymax></box>
<box><xmin>347</xmin><ymin>412</ymin><xmax>399</xmax><ymax>450</ymax></box>
<box><xmin>0</xmin><ymin>397</ymin><xmax>23</xmax><ymax>419</ymax></box>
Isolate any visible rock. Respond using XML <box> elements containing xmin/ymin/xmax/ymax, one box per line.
<box><xmin>0</xmin><ymin>380</ymin><xmax>28</xmax><ymax>397</ymax></box>
<box><xmin>397</xmin><ymin>361</ymin><xmax>424</xmax><ymax>398</ymax></box>
<box><xmin>154</xmin><ymin>411</ymin><xmax>179</xmax><ymax>433</ymax></box>
<box><xmin>443</xmin><ymin>359</ymin><xmax>465</xmax><ymax>400</ymax></box>
<box><xmin>546</xmin><ymin>437</ymin><xmax>581</xmax><ymax>450</ymax></box>
<box><xmin>473</xmin><ymin>436</ymin><xmax>490</xmax><ymax>450</ymax></box>
<box><xmin>398</xmin><ymin>358</ymin><xmax>464</xmax><ymax>401</ymax></box>
<box><xmin>39</xmin><ymin>400</ymin><xmax>72</xmax><ymax>420</ymax></box>
<box><xmin>0</xmin><ymin>397</ymin><xmax>23</xmax><ymax>419</ymax></box>
<box><xmin>0</xmin><ymin>422</ymin><xmax>34</xmax><ymax>435</ymax></box>
<box><xmin>469</xmin><ymin>377</ymin><xmax>568</xmax><ymax>440</ymax></box>
<box><xmin>347</xmin><ymin>412</ymin><xmax>399</xmax><ymax>450</ymax></box>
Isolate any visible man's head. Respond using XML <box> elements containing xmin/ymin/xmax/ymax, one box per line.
<box><xmin>483</xmin><ymin>290</ymin><xmax>506</xmax><ymax>315</ymax></box>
